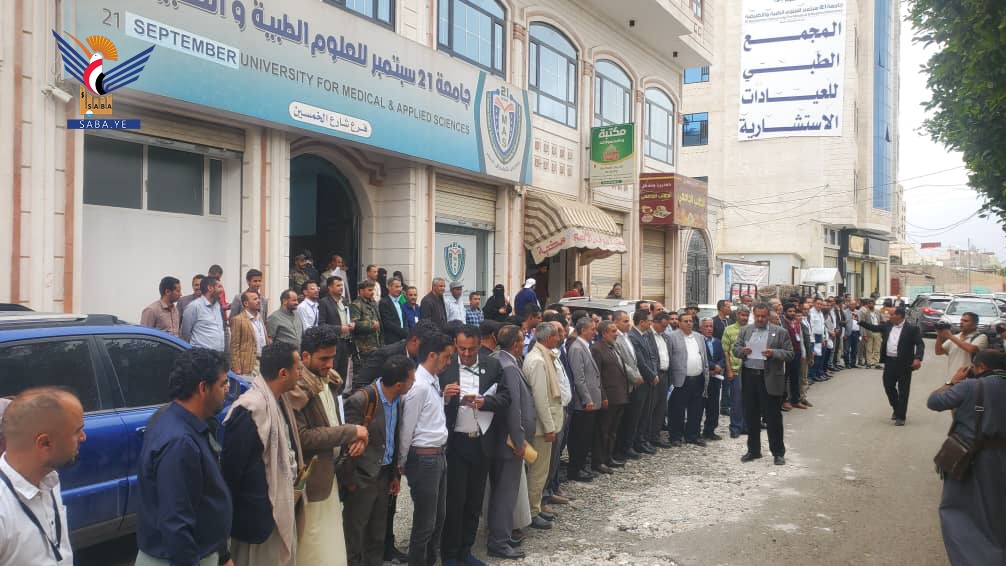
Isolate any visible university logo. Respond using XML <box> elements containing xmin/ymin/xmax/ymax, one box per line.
<box><xmin>444</xmin><ymin>241</ymin><xmax>466</xmax><ymax>281</ymax></box>
<box><xmin>485</xmin><ymin>86</ymin><xmax>522</xmax><ymax>165</ymax></box>
<box><xmin>52</xmin><ymin>31</ymin><xmax>153</xmax><ymax>126</ymax></box>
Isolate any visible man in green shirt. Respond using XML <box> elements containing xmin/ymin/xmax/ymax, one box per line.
<box><xmin>720</xmin><ymin>306</ymin><xmax>749</xmax><ymax>438</ymax></box>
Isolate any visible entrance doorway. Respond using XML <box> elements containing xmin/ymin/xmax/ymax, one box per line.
<box><xmin>290</xmin><ymin>155</ymin><xmax>360</xmax><ymax>292</ymax></box>
<box><xmin>686</xmin><ymin>232</ymin><xmax>710</xmax><ymax>305</ymax></box>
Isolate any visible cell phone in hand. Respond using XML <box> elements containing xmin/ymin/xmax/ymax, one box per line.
<box><xmin>461</xmin><ymin>394</ymin><xmax>477</xmax><ymax>406</ymax></box>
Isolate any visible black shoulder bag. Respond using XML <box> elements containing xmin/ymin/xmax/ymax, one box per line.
<box><xmin>934</xmin><ymin>380</ymin><xmax>997</xmax><ymax>480</ymax></box>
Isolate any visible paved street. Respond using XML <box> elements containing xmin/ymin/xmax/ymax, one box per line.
<box><xmin>79</xmin><ymin>339</ymin><xmax>953</xmax><ymax>565</ymax></box>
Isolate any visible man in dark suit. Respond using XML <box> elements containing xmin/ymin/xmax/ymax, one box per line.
<box><xmin>420</xmin><ymin>277</ymin><xmax>449</xmax><ymax>330</ymax></box>
<box><xmin>700</xmin><ymin>317</ymin><xmax>727</xmax><ymax>440</ymax></box>
<box><xmin>319</xmin><ymin>275</ymin><xmax>353</xmax><ymax>380</ymax></box>
<box><xmin>858</xmin><ymin>306</ymin><xmax>926</xmax><ymax>425</ymax></box>
<box><xmin>627</xmin><ymin>308</ymin><xmax>660</xmax><ymax>455</ymax></box>
<box><xmin>438</xmin><ymin>325</ymin><xmax>509</xmax><ymax>565</ymax></box>
<box><xmin>485</xmin><ymin>325</ymin><xmax>536</xmax><ymax>560</ymax></box>
<box><xmin>340</xmin><ymin>355</ymin><xmax>414</xmax><ymax>566</ymax></box>
<box><xmin>591</xmin><ymin>320</ymin><xmax>628</xmax><ymax>471</ymax></box>
<box><xmin>732</xmin><ymin>303</ymin><xmax>795</xmax><ymax>465</ymax></box>
<box><xmin>379</xmin><ymin>277</ymin><xmax>408</xmax><ymax>345</ymax></box>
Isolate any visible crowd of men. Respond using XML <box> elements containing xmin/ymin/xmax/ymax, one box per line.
<box><xmin>0</xmin><ymin>254</ymin><xmax>944</xmax><ymax>565</ymax></box>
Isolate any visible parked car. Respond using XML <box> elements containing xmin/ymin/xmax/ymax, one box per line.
<box><xmin>939</xmin><ymin>296</ymin><xmax>1006</xmax><ymax>334</ymax></box>
<box><xmin>0</xmin><ymin>311</ymin><xmax>249</xmax><ymax>549</ymax></box>
<box><xmin>907</xmin><ymin>293</ymin><xmax>954</xmax><ymax>335</ymax></box>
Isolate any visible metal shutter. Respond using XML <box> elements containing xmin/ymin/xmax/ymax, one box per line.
<box><xmin>436</xmin><ymin>176</ymin><xmax>497</xmax><ymax>228</ymax></box>
<box><xmin>117</xmin><ymin>104</ymin><xmax>245</xmax><ymax>152</ymax></box>
<box><xmin>589</xmin><ymin>223</ymin><xmax>624</xmax><ymax>297</ymax></box>
<box><xmin>641</xmin><ymin>229</ymin><xmax>666</xmax><ymax>303</ymax></box>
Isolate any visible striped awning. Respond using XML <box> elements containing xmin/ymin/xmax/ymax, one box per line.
<box><xmin>524</xmin><ymin>191</ymin><xmax>627</xmax><ymax>264</ymax></box>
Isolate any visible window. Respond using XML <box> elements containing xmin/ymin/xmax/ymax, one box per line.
<box><xmin>691</xmin><ymin>0</ymin><xmax>702</xmax><ymax>19</ymax></box>
<box><xmin>0</xmin><ymin>340</ymin><xmax>101</xmax><ymax>412</ymax></box>
<box><xmin>528</xmin><ymin>23</ymin><xmax>578</xmax><ymax>128</ymax></box>
<box><xmin>683</xmin><ymin>66</ymin><xmax>709</xmax><ymax>84</ymax></box>
<box><xmin>682</xmin><ymin>112</ymin><xmax>709</xmax><ymax>146</ymax></box>
<box><xmin>102</xmin><ymin>337</ymin><xmax>182</xmax><ymax>408</ymax></box>
<box><xmin>83</xmin><ymin>135</ymin><xmax>226</xmax><ymax>217</ymax></box>
<box><xmin>593</xmin><ymin>60</ymin><xmax>632</xmax><ymax>127</ymax></box>
<box><xmin>325</xmin><ymin>0</ymin><xmax>394</xmax><ymax>28</ymax></box>
<box><xmin>644</xmin><ymin>88</ymin><xmax>675</xmax><ymax>164</ymax></box>
<box><xmin>438</xmin><ymin>0</ymin><xmax>505</xmax><ymax>75</ymax></box>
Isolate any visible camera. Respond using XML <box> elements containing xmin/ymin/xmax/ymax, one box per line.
<box><xmin>935</xmin><ymin>320</ymin><xmax>952</xmax><ymax>331</ymax></box>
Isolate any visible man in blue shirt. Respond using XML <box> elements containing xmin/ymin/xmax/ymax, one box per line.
<box><xmin>180</xmin><ymin>276</ymin><xmax>226</xmax><ymax>352</ymax></box>
<box><xmin>136</xmin><ymin>347</ymin><xmax>232</xmax><ymax>566</ymax></box>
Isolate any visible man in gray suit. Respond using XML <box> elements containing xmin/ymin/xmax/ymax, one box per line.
<box><xmin>485</xmin><ymin>325</ymin><xmax>536</xmax><ymax>560</ymax></box>
<box><xmin>666</xmin><ymin>312</ymin><xmax>710</xmax><ymax>446</ymax></box>
<box><xmin>567</xmin><ymin>317</ymin><xmax>605</xmax><ymax>480</ymax></box>
<box><xmin>612</xmin><ymin>311</ymin><xmax>644</xmax><ymax>461</ymax></box>
<box><xmin>731</xmin><ymin>303</ymin><xmax>795</xmax><ymax>465</ymax></box>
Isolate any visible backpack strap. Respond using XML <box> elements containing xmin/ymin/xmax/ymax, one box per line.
<box><xmin>362</xmin><ymin>383</ymin><xmax>380</xmax><ymax>428</ymax></box>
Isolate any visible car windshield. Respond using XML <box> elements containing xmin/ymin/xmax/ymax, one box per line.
<box><xmin>928</xmin><ymin>299</ymin><xmax>951</xmax><ymax>310</ymax></box>
<box><xmin>946</xmin><ymin>300</ymin><xmax>1000</xmax><ymax>318</ymax></box>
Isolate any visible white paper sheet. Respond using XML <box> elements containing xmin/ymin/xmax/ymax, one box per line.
<box><xmin>476</xmin><ymin>384</ymin><xmax>497</xmax><ymax>434</ymax></box>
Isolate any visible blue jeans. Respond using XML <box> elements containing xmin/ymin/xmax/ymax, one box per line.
<box><xmin>844</xmin><ymin>331</ymin><xmax>860</xmax><ymax>367</ymax></box>
<box><xmin>721</xmin><ymin>374</ymin><xmax>732</xmax><ymax>412</ymax></box>
<box><xmin>728</xmin><ymin>373</ymin><xmax>746</xmax><ymax>434</ymax></box>
<box><xmin>810</xmin><ymin>334</ymin><xmax>825</xmax><ymax>380</ymax></box>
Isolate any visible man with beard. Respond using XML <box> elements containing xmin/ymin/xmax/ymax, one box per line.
<box><xmin>180</xmin><ymin>276</ymin><xmax>226</xmax><ymax>352</ymax></box>
<box><xmin>267</xmin><ymin>290</ymin><xmax>303</xmax><ymax>348</ymax></box>
<box><xmin>0</xmin><ymin>388</ymin><xmax>85</xmax><ymax>565</ymax></box>
<box><xmin>136</xmin><ymin>348</ymin><xmax>232</xmax><ymax>566</ymax></box>
<box><xmin>420</xmin><ymin>278</ymin><xmax>450</xmax><ymax>330</ymax></box>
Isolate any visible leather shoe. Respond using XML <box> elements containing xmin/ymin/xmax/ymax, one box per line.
<box><xmin>895</xmin><ymin>419</ymin><xmax>905</xmax><ymax>426</ymax></box>
<box><xmin>384</xmin><ymin>547</ymin><xmax>408</xmax><ymax>564</ymax></box>
<box><xmin>606</xmin><ymin>459</ymin><xmax>626</xmax><ymax>468</ymax></box>
<box><xmin>740</xmin><ymin>452</ymin><xmax>763</xmax><ymax>462</ymax></box>
<box><xmin>538</xmin><ymin>510</ymin><xmax>556</xmax><ymax>521</ymax></box>
<box><xmin>802</xmin><ymin>400</ymin><xmax>813</xmax><ymax>407</ymax></box>
<box><xmin>703</xmin><ymin>433</ymin><xmax>723</xmax><ymax>441</ymax></box>
<box><xmin>635</xmin><ymin>444</ymin><xmax>656</xmax><ymax>455</ymax></box>
<box><xmin>508</xmin><ymin>533</ymin><xmax>525</xmax><ymax>547</ymax></box>
<box><xmin>794</xmin><ymin>403</ymin><xmax>809</xmax><ymax>409</ymax></box>
<box><xmin>621</xmin><ymin>448</ymin><xmax>642</xmax><ymax>460</ymax></box>
<box><xmin>642</xmin><ymin>442</ymin><xmax>658</xmax><ymax>454</ymax></box>
<box><xmin>568</xmin><ymin>470</ymin><xmax>594</xmax><ymax>483</ymax></box>
<box><xmin>782</xmin><ymin>402</ymin><xmax>793</xmax><ymax>410</ymax></box>
<box><xmin>685</xmin><ymin>438</ymin><xmax>707</xmax><ymax>447</ymax></box>
<box><xmin>730</xmin><ymin>430</ymin><xmax>740</xmax><ymax>439</ymax></box>
<box><xmin>530</xmin><ymin>515</ymin><xmax>553</xmax><ymax>529</ymax></box>
<box><xmin>654</xmin><ymin>440</ymin><xmax>674</xmax><ymax>449</ymax></box>
<box><xmin>545</xmin><ymin>494</ymin><xmax>570</xmax><ymax>505</ymax></box>
<box><xmin>591</xmin><ymin>464</ymin><xmax>614</xmax><ymax>474</ymax></box>
<box><xmin>774</xmin><ymin>456</ymin><xmax>786</xmax><ymax>465</ymax></box>
<box><xmin>669</xmin><ymin>440</ymin><xmax>684</xmax><ymax>448</ymax></box>
<box><xmin>488</xmin><ymin>545</ymin><xmax>525</xmax><ymax>559</ymax></box>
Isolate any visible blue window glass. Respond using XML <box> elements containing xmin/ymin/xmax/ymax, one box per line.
<box><xmin>593</xmin><ymin>60</ymin><xmax>632</xmax><ymax>127</ymax></box>
<box><xmin>528</xmin><ymin>23</ymin><xmax>578</xmax><ymax>128</ymax></box>
<box><xmin>682</xmin><ymin>112</ymin><xmax>708</xmax><ymax>146</ymax></box>
<box><xmin>326</xmin><ymin>0</ymin><xmax>394</xmax><ymax>28</ymax></box>
<box><xmin>438</xmin><ymin>0</ymin><xmax>505</xmax><ymax>75</ymax></box>
<box><xmin>645</xmin><ymin>88</ymin><xmax>675</xmax><ymax>164</ymax></box>
<box><xmin>683</xmin><ymin>67</ymin><xmax>710</xmax><ymax>84</ymax></box>
<box><xmin>872</xmin><ymin>0</ymin><xmax>894</xmax><ymax>210</ymax></box>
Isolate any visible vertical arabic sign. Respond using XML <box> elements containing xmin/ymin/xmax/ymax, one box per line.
<box><xmin>738</xmin><ymin>0</ymin><xmax>847</xmax><ymax>141</ymax></box>
<box><xmin>589</xmin><ymin>123</ymin><xmax>635</xmax><ymax>186</ymax></box>
<box><xmin>639</xmin><ymin>173</ymin><xmax>708</xmax><ymax>229</ymax></box>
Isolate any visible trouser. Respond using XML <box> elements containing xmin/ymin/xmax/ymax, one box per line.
<box><xmin>136</xmin><ymin>551</ymin><xmax>218</xmax><ymax>566</ymax></box>
<box><xmin>721</xmin><ymin>371</ymin><xmax>732</xmax><ymax>412</ymax></box>
<box><xmin>787</xmin><ymin>351</ymin><xmax>803</xmax><ymax>405</ymax></box>
<box><xmin>592</xmin><ymin>404</ymin><xmax>624</xmax><ymax>467</ymax></box>
<box><xmin>845</xmin><ymin>331</ymin><xmax>860</xmax><ymax>367</ymax></box>
<box><xmin>810</xmin><ymin>334</ymin><xmax>825</xmax><ymax>379</ymax></box>
<box><xmin>619</xmin><ymin>381</ymin><xmax>650</xmax><ymax>452</ymax></box>
<box><xmin>404</xmin><ymin>449</ymin><xmax>447</xmax><ymax>566</ymax></box>
<box><xmin>799</xmin><ymin>357</ymin><xmax>810</xmax><ymax>403</ymax></box>
<box><xmin>646</xmin><ymin>371</ymin><xmax>670</xmax><ymax>442</ymax></box>
<box><xmin>487</xmin><ymin>458</ymin><xmax>522</xmax><ymax>549</ymax></box>
<box><xmin>668</xmin><ymin>374</ymin><xmax>706</xmax><ymax>442</ymax></box>
<box><xmin>545</xmin><ymin>410</ymin><xmax>570</xmax><ymax>496</ymax></box>
<box><xmin>866</xmin><ymin>334</ymin><xmax>882</xmax><ymax>366</ymax></box>
<box><xmin>636</xmin><ymin>380</ymin><xmax>659</xmax><ymax>446</ymax></box>
<box><xmin>728</xmin><ymin>374</ymin><xmax>747</xmax><ymax>434</ymax></box>
<box><xmin>344</xmin><ymin>466</ymin><xmax>394</xmax><ymax>566</ymax></box>
<box><xmin>441</xmin><ymin>434</ymin><xmax>488</xmax><ymax>562</ymax></box>
<box><xmin>568</xmin><ymin>410</ymin><xmax>597</xmax><ymax>472</ymax></box>
<box><xmin>883</xmin><ymin>363</ymin><xmax>914</xmax><ymax>420</ymax></box>
<box><xmin>526</xmin><ymin>434</ymin><xmax>552</xmax><ymax>516</ymax></box>
<box><xmin>857</xmin><ymin>334</ymin><xmax>868</xmax><ymax>365</ymax></box>
<box><xmin>742</xmin><ymin>368</ymin><xmax>785</xmax><ymax>457</ymax></box>
<box><xmin>384</xmin><ymin>495</ymin><xmax>398</xmax><ymax>556</ymax></box>
<box><xmin>703</xmin><ymin>378</ymin><xmax>722</xmax><ymax>436</ymax></box>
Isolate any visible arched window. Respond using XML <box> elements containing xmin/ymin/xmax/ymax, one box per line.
<box><xmin>437</xmin><ymin>0</ymin><xmax>505</xmax><ymax>75</ymax></box>
<box><xmin>327</xmin><ymin>0</ymin><xmax>394</xmax><ymax>28</ymax></box>
<box><xmin>528</xmin><ymin>23</ymin><xmax>578</xmax><ymax>128</ymax></box>
<box><xmin>644</xmin><ymin>88</ymin><xmax>675</xmax><ymax>164</ymax></box>
<box><xmin>593</xmin><ymin>60</ymin><xmax>632</xmax><ymax>127</ymax></box>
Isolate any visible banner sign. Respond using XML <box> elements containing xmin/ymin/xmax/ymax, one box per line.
<box><xmin>639</xmin><ymin>173</ymin><xmax>708</xmax><ymax>229</ymax></box>
<box><xmin>589</xmin><ymin>123</ymin><xmax>635</xmax><ymax>186</ymax></box>
<box><xmin>738</xmin><ymin>0</ymin><xmax>847</xmax><ymax>140</ymax></box>
<box><xmin>63</xmin><ymin>0</ymin><xmax>533</xmax><ymax>183</ymax></box>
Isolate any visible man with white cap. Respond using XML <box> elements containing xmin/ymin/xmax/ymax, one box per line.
<box><xmin>515</xmin><ymin>279</ymin><xmax>539</xmax><ymax>321</ymax></box>
<box><xmin>445</xmin><ymin>281</ymin><xmax>466</xmax><ymax>324</ymax></box>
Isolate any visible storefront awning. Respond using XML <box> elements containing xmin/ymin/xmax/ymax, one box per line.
<box><xmin>524</xmin><ymin>191</ymin><xmax>627</xmax><ymax>264</ymax></box>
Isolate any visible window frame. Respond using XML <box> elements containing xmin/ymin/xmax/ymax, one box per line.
<box><xmin>682</xmin><ymin>112</ymin><xmax>709</xmax><ymax>147</ymax></box>
<box><xmin>528</xmin><ymin>22</ymin><xmax>579</xmax><ymax>129</ymax></box>
<box><xmin>437</xmin><ymin>0</ymin><xmax>506</xmax><ymax>76</ymax></box>
<box><xmin>593</xmin><ymin>59</ymin><xmax>633</xmax><ymax>127</ymax></box>
<box><xmin>324</xmin><ymin>0</ymin><xmax>395</xmax><ymax>29</ymax></box>
<box><xmin>683</xmin><ymin>66</ymin><xmax>710</xmax><ymax>84</ymax></box>
<box><xmin>644</xmin><ymin>87</ymin><xmax>676</xmax><ymax>165</ymax></box>
<box><xmin>691</xmin><ymin>0</ymin><xmax>703</xmax><ymax>20</ymax></box>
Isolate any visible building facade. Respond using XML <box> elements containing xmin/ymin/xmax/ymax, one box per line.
<box><xmin>2</xmin><ymin>0</ymin><xmax>711</xmax><ymax>318</ymax></box>
<box><xmin>678</xmin><ymin>0</ymin><xmax>902</xmax><ymax>300</ymax></box>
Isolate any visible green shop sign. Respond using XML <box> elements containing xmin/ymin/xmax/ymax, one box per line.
<box><xmin>589</xmin><ymin>123</ymin><xmax>635</xmax><ymax>187</ymax></box>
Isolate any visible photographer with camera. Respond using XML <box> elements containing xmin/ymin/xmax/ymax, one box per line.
<box><xmin>927</xmin><ymin>349</ymin><xmax>1006</xmax><ymax>565</ymax></box>
<box><xmin>935</xmin><ymin>312</ymin><xmax>987</xmax><ymax>375</ymax></box>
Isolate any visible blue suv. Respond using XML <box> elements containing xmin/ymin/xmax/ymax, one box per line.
<box><xmin>0</xmin><ymin>312</ymin><xmax>249</xmax><ymax>548</ymax></box>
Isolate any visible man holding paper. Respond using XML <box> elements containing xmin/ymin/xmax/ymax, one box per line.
<box><xmin>438</xmin><ymin>325</ymin><xmax>509</xmax><ymax>565</ymax></box>
<box><xmin>731</xmin><ymin>303</ymin><xmax>794</xmax><ymax>466</ymax></box>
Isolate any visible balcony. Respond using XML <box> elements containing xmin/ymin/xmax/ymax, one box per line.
<box><xmin>578</xmin><ymin>0</ymin><xmax>713</xmax><ymax>67</ymax></box>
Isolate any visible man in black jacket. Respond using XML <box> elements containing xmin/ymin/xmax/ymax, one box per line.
<box><xmin>858</xmin><ymin>306</ymin><xmax>926</xmax><ymax>425</ymax></box>
<box><xmin>438</xmin><ymin>325</ymin><xmax>509</xmax><ymax>565</ymax></box>
<box><xmin>319</xmin><ymin>275</ymin><xmax>353</xmax><ymax>380</ymax></box>
<box><xmin>353</xmin><ymin>320</ymin><xmax>438</xmax><ymax>389</ymax></box>
<box><xmin>380</xmin><ymin>277</ymin><xmax>408</xmax><ymax>345</ymax></box>
<box><xmin>420</xmin><ymin>277</ymin><xmax>449</xmax><ymax>330</ymax></box>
